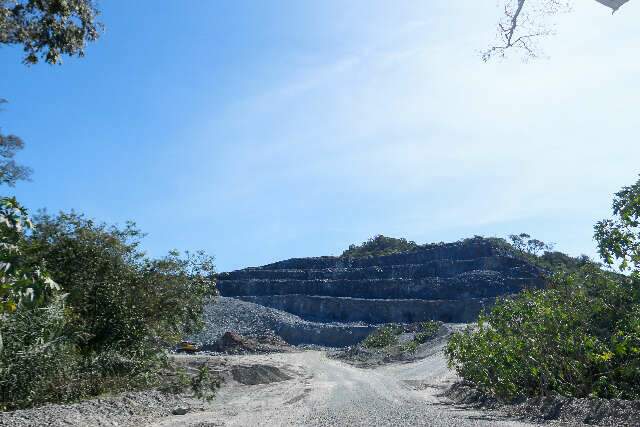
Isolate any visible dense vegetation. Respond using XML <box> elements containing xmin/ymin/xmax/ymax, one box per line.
<box><xmin>446</xmin><ymin>176</ymin><xmax>640</xmax><ymax>401</ymax></box>
<box><xmin>0</xmin><ymin>0</ymin><xmax>102</xmax><ymax>64</ymax></box>
<box><xmin>28</xmin><ymin>212</ymin><xmax>216</xmax><ymax>352</ymax></box>
<box><xmin>503</xmin><ymin>232</ymin><xmax>591</xmax><ymax>274</ymax></box>
<box><xmin>0</xmin><ymin>3</ymin><xmax>223</xmax><ymax>411</ymax></box>
<box><xmin>341</xmin><ymin>235</ymin><xmax>419</xmax><ymax>258</ymax></box>
<box><xmin>0</xmin><ymin>118</ymin><xmax>218</xmax><ymax>410</ymax></box>
<box><xmin>341</xmin><ymin>232</ymin><xmax>589</xmax><ymax>279</ymax></box>
<box><xmin>362</xmin><ymin>324</ymin><xmax>403</xmax><ymax>349</ymax></box>
<box><xmin>362</xmin><ymin>321</ymin><xmax>442</xmax><ymax>351</ymax></box>
<box><xmin>0</xmin><ymin>207</ymin><xmax>217</xmax><ymax>410</ymax></box>
<box><xmin>414</xmin><ymin>321</ymin><xmax>442</xmax><ymax>344</ymax></box>
<box><xmin>0</xmin><ymin>116</ymin><xmax>32</xmax><ymax>186</ymax></box>
<box><xmin>446</xmin><ymin>267</ymin><xmax>640</xmax><ymax>399</ymax></box>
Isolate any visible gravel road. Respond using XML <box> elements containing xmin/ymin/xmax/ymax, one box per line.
<box><xmin>152</xmin><ymin>342</ymin><xmax>544</xmax><ymax>427</ymax></box>
<box><xmin>2</xmin><ymin>338</ymin><xmax>572</xmax><ymax>426</ymax></box>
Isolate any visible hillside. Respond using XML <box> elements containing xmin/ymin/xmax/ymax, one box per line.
<box><xmin>204</xmin><ymin>236</ymin><xmax>550</xmax><ymax>347</ymax></box>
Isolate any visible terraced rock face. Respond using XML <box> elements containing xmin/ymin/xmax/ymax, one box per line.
<box><xmin>212</xmin><ymin>238</ymin><xmax>546</xmax><ymax>346</ymax></box>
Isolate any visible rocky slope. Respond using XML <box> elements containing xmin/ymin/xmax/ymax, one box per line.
<box><xmin>190</xmin><ymin>297</ymin><xmax>375</xmax><ymax>348</ymax></box>
<box><xmin>207</xmin><ymin>238</ymin><xmax>546</xmax><ymax>346</ymax></box>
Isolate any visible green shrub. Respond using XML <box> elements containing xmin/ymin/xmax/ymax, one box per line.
<box><xmin>0</xmin><ymin>297</ymin><xmax>81</xmax><ymax>410</ymax></box>
<box><xmin>159</xmin><ymin>364</ymin><xmax>222</xmax><ymax>402</ymax></box>
<box><xmin>415</xmin><ymin>321</ymin><xmax>442</xmax><ymax>344</ymax></box>
<box><xmin>362</xmin><ymin>324</ymin><xmax>403</xmax><ymax>348</ymax></box>
<box><xmin>0</xmin><ymin>197</ymin><xmax>58</xmax><ymax>314</ymax></box>
<box><xmin>190</xmin><ymin>364</ymin><xmax>222</xmax><ymax>402</ymax></box>
<box><xmin>160</xmin><ymin>367</ymin><xmax>192</xmax><ymax>395</ymax></box>
<box><xmin>28</xmin><ymin>212</ymin><xmax>217</xmax><ymax>353</ymax></box>
<box><xmin>340</xmin><ymin>233</ymin><xmax>590</xmax><ymax>277</ymax></box>
<box><xmin>447</xmin><ymin>176</ymin><xmax>640</xmax><ymax>401</ymax></box>
<box><xmin>342</xmin><ymin>235</ymin><xmax>418</xmax><ymax>258</ymax></box>
<box><xmin>446</xmin><ymin>266</ymin><xmax>640</xmax><ymax>400</ymax></box>
<box><xmin>595</xmin><ymin>175</ymin><xmax>640</xmax><ymax>275</ymax></box>
<box><xmin>1</xmin><ymin>211</ymin><xmax>217</xmax><ymax>410</ymax></box>
<box><xmin>401</xmin><ymin>340</ymin><xmax>418</xmax><ymax>353</ymax></box>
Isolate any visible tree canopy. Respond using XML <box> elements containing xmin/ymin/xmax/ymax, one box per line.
<box><xmin>0</xmin><ymin>0</ymin><xmax>102</xmax><ymax>64</ymax></box>
<box><xmin>446</xmin><ymin>175</ymin><xmax>640</xmax><ymax>401</ymax></box>
<box><xmin>341</xmin><ymin>235</ymin><xmax>419</xmax><ymax>258</ymax></box>
<box><xmin>595</xmin><ymin>176</ymin><xmax>640</xmax><ymax>274</ymax></box>
<box><xmin>0</xmin><ymin>100</ymin><xmax>31</xmax><ymax>187</ymax></box>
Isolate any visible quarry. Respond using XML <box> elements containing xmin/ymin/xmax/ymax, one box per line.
<box><xmin>194</xmin><ymin>237</ymin><xmax>546</xmax><ymax>348</ymax></box>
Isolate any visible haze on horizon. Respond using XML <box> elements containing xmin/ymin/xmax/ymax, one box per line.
<box><xmin>2</xmin><ymin>0</ymin><xmax>639</xmax><ymax>272</ymax></box>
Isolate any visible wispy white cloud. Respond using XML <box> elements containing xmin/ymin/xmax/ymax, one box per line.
<box><xmin>173</xmin><ymin>0</ymin><xmax>640</xmax><ymax>269</ymax></box>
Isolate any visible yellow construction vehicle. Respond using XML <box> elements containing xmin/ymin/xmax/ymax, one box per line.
<box><xmin>175</xmin><ymin>341</ymin><xmax>199</xmax><ymax>354</ymax></box>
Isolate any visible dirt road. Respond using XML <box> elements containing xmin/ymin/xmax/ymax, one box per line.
<box><xmin>154</xmin><ymin>342</ymin><xmax>540</xmax><ymax>427</ymax></box>
<box><xmin>0</xmin><ymin>340</ymin><xmax>564</xmax><ymax>427</ymax></box>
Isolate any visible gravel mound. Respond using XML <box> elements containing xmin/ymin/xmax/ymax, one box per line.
<box><xmin>189</xmin><ymin>297</ymin><xmax>375</xmax><ymax>347</ymax></box>
<box><xmin>206</xmin><ymin>331</ymin><xmax>292</xmax><ymax>354</ymax></box>
<box><xmin>231</xmin><ymin>365</ymin><xmax>292</xmax><ymax>385</ymax></box>
<box><xmin>0</xmin><ymin>391</ymin><xmax>201</xmax><ymax>427</ymax></box>
<box><xmin>195</xmin><ymin>297</ymin><xmax>304</xmax><ymax>339</ymax></box>
<box><xmin>445</xmin><ymin>382</ymin><xmax>640</xmax><ymax>426</ymax></box>
<box><xmin>330</xmin><ymin>323</ymin><xmax>453</xmax><ymax>368</ymax></box>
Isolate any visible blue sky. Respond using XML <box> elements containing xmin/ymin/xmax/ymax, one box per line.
<box><xmin>2</xmin><ymin>1</ymin><xmax>640</xmax><ymax>271</ymax></box>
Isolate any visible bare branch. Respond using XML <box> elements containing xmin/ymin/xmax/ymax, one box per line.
<box><xmin>483</xmin><ymin>0</ymin><xmax>571</xmax><ymax>62</ymax></box>
<box><xmin>505</xmin><ymin>0</ymin><xmax>527</xmax><ymax>48</ymax></box>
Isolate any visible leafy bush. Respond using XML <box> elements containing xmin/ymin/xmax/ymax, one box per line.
<box><xmin>398</xmin><ymin>321</ymin><xmax>442</xmax><ymax>353</ymax></box>
<box><xmin>341</xmin><ymin>235</ymin><xmax>418</xmax><ymax>258</ymax></box>
<box><xmin>494</xmin><ymin>233</ymin><xmax>590</xmax><ymax>274</ymax></box>
<box><xmin>0</xmin><ymin>197</ymin><xmax>58</xmax><ymax>313</ymax></box>
<box><xmin>401</xmin><ymin>340</ymin><xmax>418</xmax><ymax>353</ymax></box>
<box><xmin>362</xmin><ymin>324</ymin><xmax>403</xmax><ymax>348</ymax></box>
<box><xmin>446</xmin><ymin>176</ymin><xmax>640</xmax><ymax>402</ymax></box>
<box><xmin>414</xmin><ymin>321</ymin><xmax>442</xmax><ymax>344</ymax></box>
<box><xmin>595</xmin><ymin>176</ymin><xmax>640</xmax><ymax>274</ymax></box>
<box><xmin>160</xmin><ymin>364</ymin><xmax>222</xmax><ymax>402</ymax></box>
<box><xmin>27</xmin><ymin>212</ymin><xmax>216</xmax><ymax>354</ymax></box>
<box><xmin>190</xmin><ymin>364</ymin><xmax>222</xmax><ymax>402</ymax></box>
<box><xmin>0</xmin><ymin>210</ymin><xmax>217</xmax><ymax>410</ymax></box>
<box><xmin>446</xmin><ymin>266</ymin><xmax>640</xmax><ymax>400</ymax></box>
<box><xmin>340</xmin><ymin>233</ymin><xmax>589</xmax><ymax>277</ymax></box>
<box><xmin>0</xmin><ymin>296</ymin><xmax>81</xmax><ymax>410</ymax></box>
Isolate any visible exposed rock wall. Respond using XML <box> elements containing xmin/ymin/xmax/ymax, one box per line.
<box><xmin>215</xmin><ymin>238</ymin><xmax>546</xmax><ymax>345</ymax></box>
<box><xmin>276</xmin><ymin>323</ymin><xmax>375</xmax><ymax>347</ymax></box>
<box><xmin>220</xmin><ymin>273</ymin><xmax>541</xmax><ymax>300</ymax></box>
<box><xmin>237</xmin><ymin>295</ymin><xmax>493</xmax><ymax>323</ymax></box>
